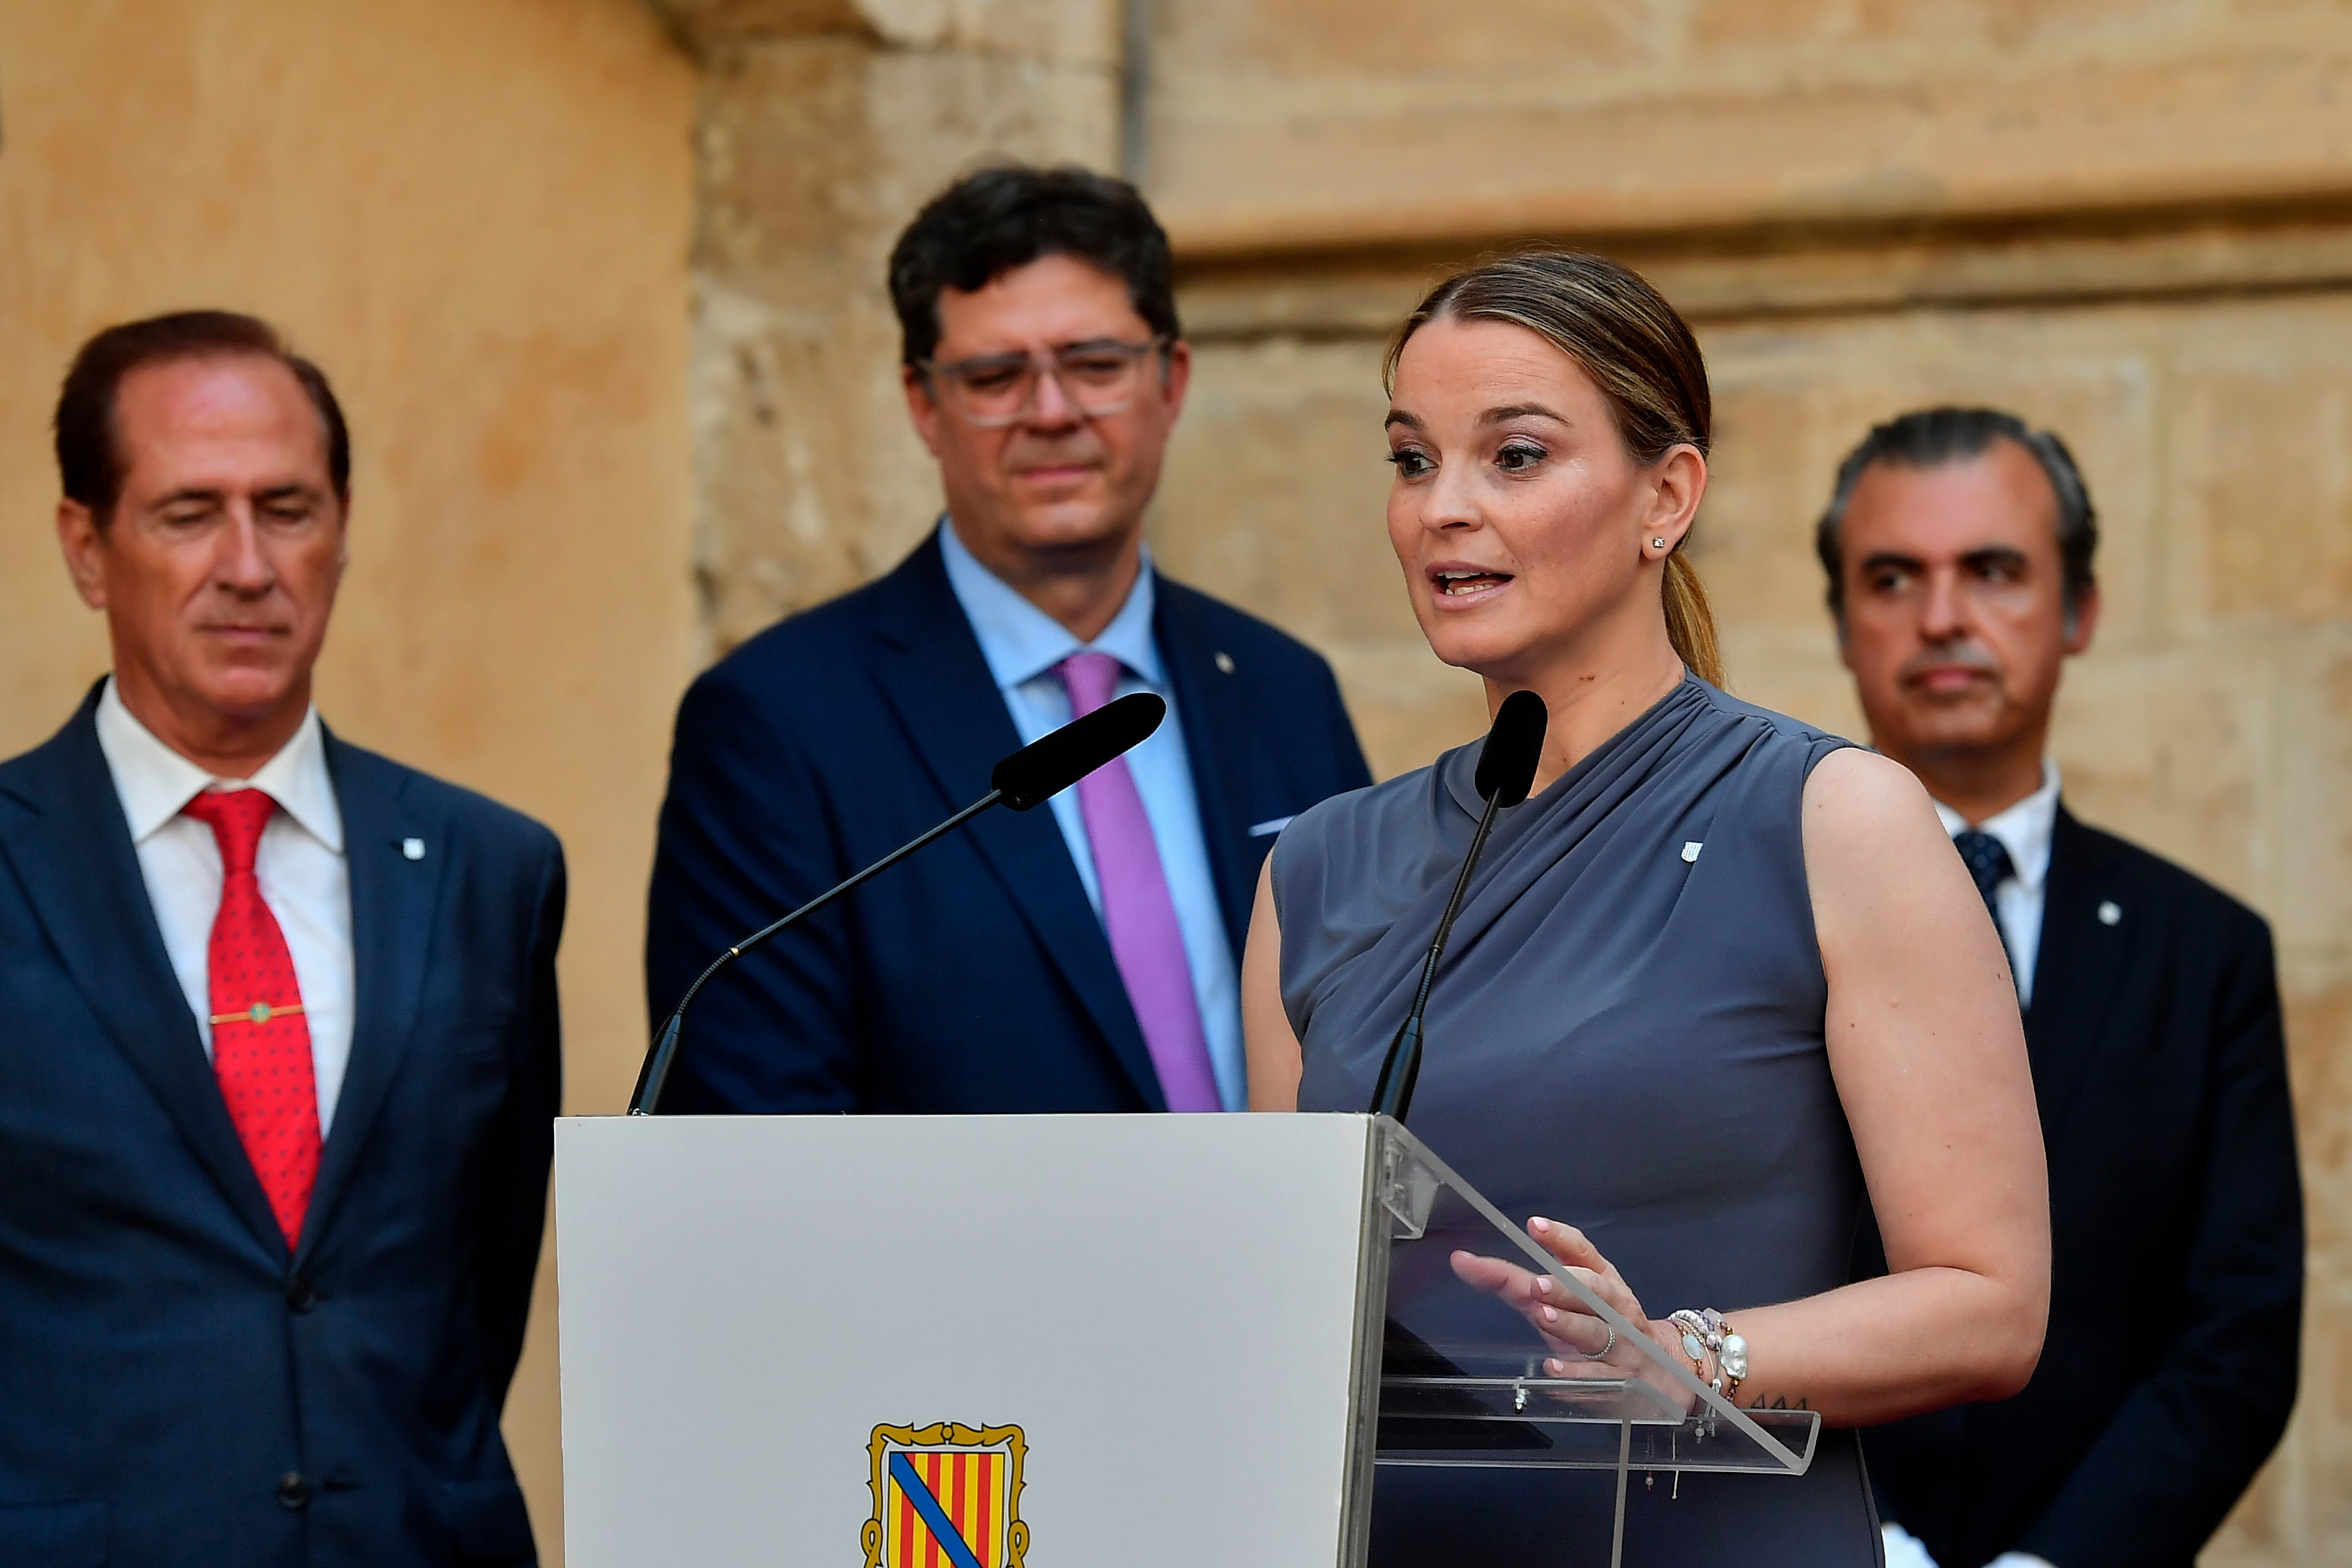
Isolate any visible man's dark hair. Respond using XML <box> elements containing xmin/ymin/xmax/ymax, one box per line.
<box><xmin>1816</xmin><ymin>406</ymin><xmax>2097</xmax><ymax>623</ymax></box>
<box><xmin>887</xmin><ymin>163</ymin><xmax>1181</xmax><ymax>371</ymax></box>
<box><xmin>54</xmin><ymin>310</ymin><xmax>351</xmax><ymax>527</ymax></box>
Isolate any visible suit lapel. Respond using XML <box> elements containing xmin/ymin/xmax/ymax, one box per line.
<box><xmin>868</xmin><ymin>538</ymin><xmax>1165</xmax><ymax>1109</ymax></box>
<box><xmin>1152</xmin><ymin>583</ymin><xmax>1255</xmax><ymax>957</ymax></box>
<box><xmin>296</xmin><ymin>733</ymin><xmax>443</xmax><ymax>1265</ymax></box>
<box><xmin>0</xmin><ymin>696</ymin><xmax>286</xmax><ymax>1260</ymax></box>
<box><xmin>2023</xmin><ymin>804</ymin><xmax>2129</xmax><ymax>1137</ymax></box>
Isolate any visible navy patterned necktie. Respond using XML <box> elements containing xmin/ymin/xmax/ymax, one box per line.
<box><xmin>1953</xmin><ymin>828</ymin><xmax>2016</xmax><ymax>966</ymax></box>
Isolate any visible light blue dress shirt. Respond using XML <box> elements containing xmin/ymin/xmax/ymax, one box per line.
<box><xmin>938</xmin><ymin>520</ymin><xmax>1244</xmax><ymax>1111</ymax></box>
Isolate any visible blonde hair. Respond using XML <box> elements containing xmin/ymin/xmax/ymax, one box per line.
<box><xmin>1386</xmin><ymin>250</ymin><xmax>1724</xmax><ymax>687</ymax></box>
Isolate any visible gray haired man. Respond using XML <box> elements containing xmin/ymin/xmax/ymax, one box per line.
<box><xmin>1824</xmin><ymin>407</ymin><xmax>2301</xmax><ymax>1568</ymax></box>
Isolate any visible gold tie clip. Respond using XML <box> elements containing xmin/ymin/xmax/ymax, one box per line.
<box><xmin>208</xmin><ymin>1001</ymin><xmax>306</xmax><ymax>1027</ymax></box>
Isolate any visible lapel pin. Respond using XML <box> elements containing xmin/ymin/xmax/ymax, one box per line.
<box><xmin>402</xmin><ymin>838</ymin><xmax>426</xmax><ymax>861</ymax></box>
<box><xmin>1681</xmin><ymin>841</ymin><xmax>1703</xmax><ymax>863</ymax></box>
<box><xmin>1214</xmin><ymin>651</ymin><xmax>1236</xmax><ymax>674</ymax></box>
<box><xmin>2097</xmin><ymin>900</ymin><xmax>2121</xmax><ymax>925</ymax></box>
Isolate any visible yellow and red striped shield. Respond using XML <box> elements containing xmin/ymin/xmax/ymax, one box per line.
<box><xmin>862</xmin><ymin>1423</ymin><xmax>1027</xmax><ymax>1568</ymax></box>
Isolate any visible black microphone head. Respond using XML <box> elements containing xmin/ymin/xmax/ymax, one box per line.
<box><xmin>992</xmin><ymin>692</ymin><xmax>1166</xmax><ymax>810</ymax></box>
<box><xmin>1473</xmin><ymin>690</ymin><xmax>1548</xmax><ymax>807</ymax></box>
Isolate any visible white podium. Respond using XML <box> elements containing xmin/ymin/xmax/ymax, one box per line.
<box><xmin>555</xmin><ymin>1113</ymin><xmax>1813</xmax><ymax>1567</ymax></box>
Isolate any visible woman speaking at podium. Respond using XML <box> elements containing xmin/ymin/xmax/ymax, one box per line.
<box><xmin>1241</xmin><ymin>252</ymin><xmax>2050</xmax><ymax>1564</ymax></box>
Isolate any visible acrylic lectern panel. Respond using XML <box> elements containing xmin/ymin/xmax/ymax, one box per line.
<box><xmin>1367</xmin><ymin>1118</ymin><xmax>1820</xmax><ymax>1478</ymax></box>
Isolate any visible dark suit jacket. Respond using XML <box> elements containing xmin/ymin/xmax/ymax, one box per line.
<box><xmin>1861</xmin><ymin>804</ymin><xmax>2303</xmax><ymax>1568</ymax></box>
<box><xmin>0</xmin><ymin>689</ymin><xmax>564</xmax><ymax>1567</ymax></box>
<box><xmin>645</xmin><ymin>532</ymin><xmax>1373</xmax><ymax>1113</ymax></box>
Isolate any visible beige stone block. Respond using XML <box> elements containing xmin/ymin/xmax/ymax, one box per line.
<box><xmin>693</xmin><ymin>284</ymin><xmax>942</xmax><ymax>649</ymax></box>
<box><xmin>2170</xmin><ymin>354</ymin><xmax>2352</xmax><ymax>628</ymax></box>
<box><xmin>1687</xmin><ymin>378</ymin><xmax>1836</xmax><ymax>642</ymax></box>
<box><xmin>1641</xmin><ymin>219</ymin><xmax>2352</xmax><ymax>323</ymax></box>
<box><xmin>1178</xmin><ymin>264</ymin><xmax>1435</xmax><ymax>343</ymax></box>
<box><xmin>1148</xmin><ymin>49</ymin><xmax>2352</xmax><ymax>259</ymax></box>
<box><xmin>1689</xmin><ymin>0</ymin><xmax>2162</xmax><ymax>56</ymax></box>
<box><xmin>2044</xmin><ymin>651</ymin><xmax>2268</xmax><ymax>909</ymax></box>
<box><xmin>939</xmin><ymin>0</ymin><xmax>1119</xmax><ymax>63</ymax></box>
<box><xmin>1712</xmin><ymin>630</ymin><xmax>1870</xmax><ymax>739</ymax></box>
<box><xmin>2267</xmin><ymin>645</ymin><xmax>2352</xmax><ymax>953</ymax></box>
<box><xmin>1149</xmin><ymin>336</ymin><xmax>1418</xmax><ymax>649</ymax></box>
<box><xmin>2282</xmin><ymin>961</ymin><xmax>2352</xmax><ymax>1254</ymax></box>
<box><xmin>1177</xmin><ymin>221</ymin><xmax>2352</xmax><ymax>350</ymax></box>
<box><xmin>2231</xmin><ymin>0</ymin><xmax>2352</xmax><ymax>21</ymax></box>
<box><xmin>696</xmin><ymin>36</ymin><xmax>884</xmax><ymax>295</ymax></box>
<box><xmin>1154</xmin><ymin>0</ymin><xmax>1644</xmax><ymax>77</ymax></box>
<box><xmin>1682</xmin><ymin>0</ymin><xmax>1847</xmax><ymax>51</ymax></box>
<box><xmin>812</xmin><ymin>0</ymin><xmax>1117</xmax><ymax>59</ymax></box>
<box><xmin>1325</xmin><ymin>642</ymin><xmax>1493</xmax><ymax>781</ymax></box>
<box><xmin>697</xmin><ymin>36</ymin><xmax>1116</xmax><ymax>299</ymax></box>
<box><xmin>652</xmin><ymin>0</ymin><xmax>872</xmax><ymax>51</ymax></box>
<box><xmin>861</xmin><ymin>48</ymin><xmax>1120</xmax><ymax>214</ymax></box>
<box><xmin>656</xmin><ymin>0</ymin><xmax>1114</xmax><ymax>59</ymax></box>
<box><xmin>1698</xmin><ymin>305</ymin><xmax>2162</xmax><ymax>652</ymax></box>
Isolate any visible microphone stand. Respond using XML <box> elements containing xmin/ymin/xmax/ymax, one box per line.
<box><xmin>1366</xmin><ymin>783</ymin><xmax>1508</xmax><ymax>1124</ymax></box>
<box><xmin>1367</xmin><ymin>687</ymin><xmax>1547</xmax><ymax>1126</ymax></box>
<box><xmin>626</xmin><ymin>690</ymin><xmax>1168</xmax><ymax>1118</ymax></box>
<box><xmin>627</xmin><ymin>789</ymin><xmax>1004</xmax><ymax>1116</ymax></box>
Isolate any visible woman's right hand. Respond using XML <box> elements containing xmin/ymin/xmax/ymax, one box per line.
<box><xmin>1449</xmin><ymin>1215</ymin><xmax>1700</xmax><ymax>1412</ymax></box>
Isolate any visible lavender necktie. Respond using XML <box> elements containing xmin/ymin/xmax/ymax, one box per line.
<box><xmin>1057</xmin><ymin>652</ymin><xmax>1222</xmax><ymax>1112</ymax></box>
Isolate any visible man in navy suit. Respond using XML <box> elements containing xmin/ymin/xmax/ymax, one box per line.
<box><xmin>1823</xmin><ymin>408</ymin><xmax>2302</xmax><ymax>1568</ymax></box>
<box><xmin>647</xmin><ymin>165</ymin><xmax>1371</xmax><ymax>1114</ymax></box>
<box><xmin>0</xmin><ymin>312</ymin><xmax>562</xmax><ymax>1565</ymax></box>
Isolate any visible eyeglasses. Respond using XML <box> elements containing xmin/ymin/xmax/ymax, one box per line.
<box><xmin>920</xmin><ymin>337</ymin><xmax>1170</xmax><ymax>428</ymax></box>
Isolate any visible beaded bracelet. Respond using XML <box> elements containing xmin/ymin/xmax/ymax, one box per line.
<box><xmin>1667</xmin><ymin>1308</ymin><xmax>1748</xmax><ymax>1402</ymax></box>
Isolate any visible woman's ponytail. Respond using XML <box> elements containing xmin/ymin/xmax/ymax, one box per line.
<box><xmin>1662</xmin><ymin>551</ymin><xmax>1723</xmax><ymax>688</ymax></box>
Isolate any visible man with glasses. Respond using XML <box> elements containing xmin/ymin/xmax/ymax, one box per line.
<box><xmin>645</xmin><ymin>163</ymin><xmax>1372</xmax><ymax>1116</ymax></box>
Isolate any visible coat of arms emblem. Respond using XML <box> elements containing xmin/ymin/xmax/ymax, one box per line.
<box><xmin>862</xmin><ymin>1422</ymin><xmax>1027</xmax><ymax>1568</ymax></box>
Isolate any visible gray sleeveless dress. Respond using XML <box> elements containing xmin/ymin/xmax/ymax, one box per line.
<box><xmin>1278</xmin><ymin>675</ymin><xmax>1882</xmax><ymax>1567</ymax></box>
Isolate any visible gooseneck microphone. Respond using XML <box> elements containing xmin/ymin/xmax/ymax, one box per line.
<box><xmin>627</xmin><ymin>691</ymin><xmax>1167</xmax><ymax>1115</ymax></box>
<box><xmin>1367</xmin><ymin>689</ymin><xmax>1548</xmax><ymax>1126</ymax></box>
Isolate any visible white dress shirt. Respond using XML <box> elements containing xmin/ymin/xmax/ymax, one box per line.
<box><xmin>1931</xmin><ymin>759</ymin><xmax>2061</xmax><ymax>1009</ymax></box>
<box><xmin>1883</xmin><ymin>1522</ymin><xmax>2056</xmax><ymax>1568</ymax></box>
<box><xmin>94</xmin><ymin>676</ymin><xmax>355</xmax><ymax>1133</ymax></box>
<box><xmin>937</xmin><ymin>520</ymin><xmax>1246</xmax><ymax>1111</ymax></box>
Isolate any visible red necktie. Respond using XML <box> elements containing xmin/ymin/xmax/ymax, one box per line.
<box><xmin>181</xmin><ymin>789</ymin><xmax>320</xmax><ymax>1249</ymax></box>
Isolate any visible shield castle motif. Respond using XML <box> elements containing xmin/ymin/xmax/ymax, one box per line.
<box><xmin>862</xmin><ymin>1423</ymin><xmax>1027</xmax><ymax>1568</ymax></box>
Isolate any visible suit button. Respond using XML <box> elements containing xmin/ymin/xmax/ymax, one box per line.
<box><xmin>277</xmin><ymin>1472</ymin><xmax>310</xmax><ymax>1510</ymax></box>
<box><xmin>287</xmin><ymin>1277</ymin><xmax>317</xmax><ymax>1313</ymax></box>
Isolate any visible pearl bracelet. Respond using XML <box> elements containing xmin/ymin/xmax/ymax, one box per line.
<box><xmin>1667</xmin><ymin>1308</ymin><xmax>1748</xmax><ymax>1402</ymax></box>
